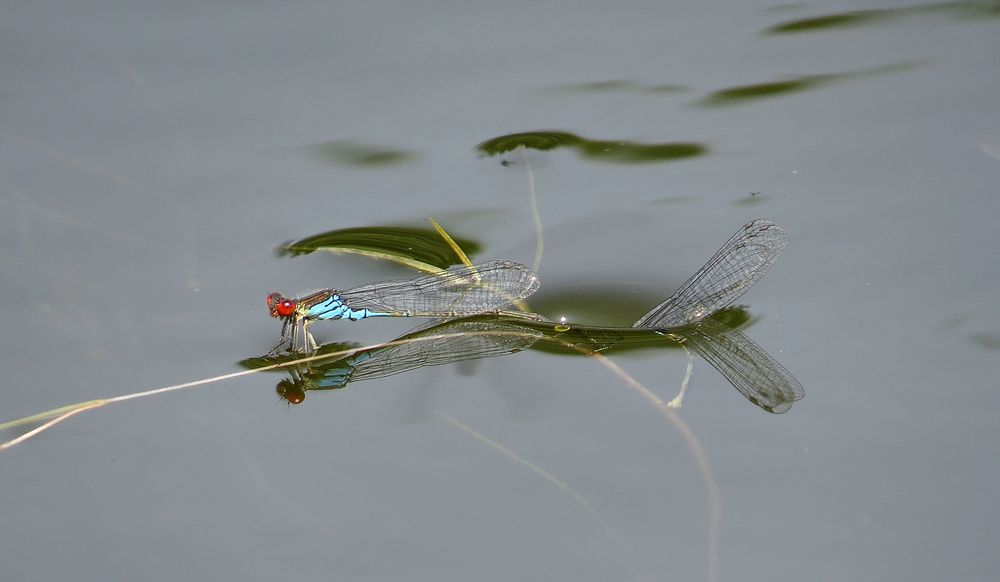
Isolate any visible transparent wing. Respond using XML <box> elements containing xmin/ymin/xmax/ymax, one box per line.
<box><xmin>340</xmin><ymin>260</ymin><xmax>540</xmax><ymax>317</ymax></box>
<box><xmin>339</xmin><ymin>319</ymin><xmax>544</xmax><ymax>385</ymax></box>
<box><xmin>634</xmin><ymin>220</ymin><xmax>788</xmax><ymax>329</ymax></box>
<box><xmin>678</xmin><ymin>319</ymin><xmax>804</xmax><ymax>414</ymax></box>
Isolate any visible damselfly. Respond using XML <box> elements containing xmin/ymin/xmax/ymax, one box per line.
<box><xmin>267</xmin><ymin>259</ymin><xmax>540</xmax><ymax>353</ymax></box>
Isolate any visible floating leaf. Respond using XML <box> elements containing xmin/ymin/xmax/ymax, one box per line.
<box><xmin>697</xmin><ymin>63</ymin><xmax>917</xmax><ymax>107</ymax></box>
<box><xmin>476</xmin><ymin>130</ymin><xmax>708</xmax><ymax>164</ymax></box>
<box><xmin>476</xmin><ymin>131</ymin><xmax>582</xmax><ymax>155</ymax></box>
<box><xmin>699</xmin><ymin>77</ymin><xmax>830</xmax><ymax>106</ymax></box>
<box><xmin>762</xmin><ymin>2</ymin><xmax>1000</xmax><ymax>35</ymax></box>
<box><xmin>764</xmin><ymin>10</ymin><xmax>891</xmax><ymax>34</ymax></box>
<box><xmin>277</xmin><ymin>226</ymin><xmax>482</xmax><ymax>271</ymax></box>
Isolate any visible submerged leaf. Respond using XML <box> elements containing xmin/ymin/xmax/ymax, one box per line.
<box><xmin>551</xmin><ymin>80</ymin><xmax>688</xmax><ymax>94</ymax></box>
<box><xmin>970</xmin><ymin>332</ymin><xmax>1000</xmax><ymax>350</ymax></box>
<box><xmin>699</xmin><ymin>77</ymin><xmax>829</xmax><ymax>106</ymax></box>
<box><xmin>578</xmin><ymin>140</ymin><xmax>706</xmax><ymax>163</ymax></box>
<box><xmin>525</xmin><ymin>305</ymin><xmax>752</xmax><ymax>356</ymax></box>
<box><xmin>697</xmin><ymin>63</ymin><xmax>917</xmax><ymax>107</ymax></box>
<box><xmin>556</xmin><ymin>80</ymin><xmax>638</xmax><ymax>92</ymax></box>
<box><xmin>308</xmin><ymin>140</ymin><xmax>414</xmax><ymax>167</ymax></box>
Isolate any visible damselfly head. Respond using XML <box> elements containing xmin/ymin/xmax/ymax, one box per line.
<box><xmin>276</xmin><ymin>379</ymin><xmax>305</xmax><ymax>405</ymax></box>
<box><xmin>266</xmin><ymin>293</ymin><xmax>296</xmax><ymax>318</ymax></box>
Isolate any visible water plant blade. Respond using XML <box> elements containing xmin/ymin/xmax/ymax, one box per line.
<box><xmin>277</xmin><ymin>226</ymin><xmax>483</xmax><ymax>271</ymax></box>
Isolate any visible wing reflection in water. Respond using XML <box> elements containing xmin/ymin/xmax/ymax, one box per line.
<box><xmin>242</xmin><ymin>316</ymin><xmax>545</xmax><ymax>405</ymax></box>
<box><xmin>242</xmin><ymin>311</ymin><xmax>803</xmax><ymax>414</ymax></box>
<box><xmin>523</xmin><ymin>314</ymin><xmax>804</xmax><ymax>414</ymax></box>
<box><xmin>670</xmin><ymin>320</ymin><xmax>804</xmax><ymax>414</ymax></box>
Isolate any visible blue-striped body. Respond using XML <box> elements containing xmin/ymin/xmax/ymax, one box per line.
<box><xmin>306</xmin><ymin>293</ymin><xmax>392</xmax><ymax>321</ymax></box>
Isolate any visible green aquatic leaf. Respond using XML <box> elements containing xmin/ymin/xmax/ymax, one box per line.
<box><xmin>762</xmin><ymin>2</ymin><xmax>999</xmax><ymax>35</ymax></box>
<box><xmin>308</xmin><ymin>140</ymin><xmax>414</xmax><ymax>167</ymax></box>
<box><xmin>476</xmin><ymin>131</ymin><xmax>582</xmax><ymax>155</ymax></box>
<box><xmin>277</xmin><ymin>226</ymin><xmax>483</xmax><ymax>271</ymax></box>
<box><xmin>524</xmin><ymin>306</ymin><xmax>752</xmax><ymax>356</ymax></box>
<box><xmin>476</xmin><ymin>130</ymin><xmax>708</xmax><ymax>164</ymax></box>
<box><xmin>764</xmin><ymin>10</ymin><xmax>892</xmax><ymax>34</ymax></box>
<box><xmin>699</xmin><ymin>77</ymin><xmax>830</xmax><ymax>105</ymax></box>
<box><xmin>697</xmin><ymin>63</ymin><xmax>917</xmax><ymax>107</ymax></box>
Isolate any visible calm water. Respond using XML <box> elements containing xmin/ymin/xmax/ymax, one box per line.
<box><xmin>2</xmin><ymin>2</ymin><xmax>999</xmax><ymax>581</ymax></box>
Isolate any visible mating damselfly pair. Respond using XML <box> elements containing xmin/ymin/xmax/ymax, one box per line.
<box><xmin>267</xmin><ymin>219</ymin><xmax>789</xmax><ymax>352</ymax></box>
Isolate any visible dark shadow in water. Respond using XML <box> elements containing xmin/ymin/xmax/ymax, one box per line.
<box><xmin>306</xmin><ymin>139</ymin><xmax>414</xmax><ymax>167</ymax></box>
<box><xmin>476</xmin><ymin>130</ymin><xmax>708</xmax><ymax>164</ymax></box>
<box><xmin>527</xmin><ymin>283</ymin><xmax>682</xmax><ymax>329</ymax></box>
<box><xmin>276</xmin><ymin>225</ymin><xmax>482</xmax><ymax>269</ymax></box>
<box><xmin>696</xmin><ymin>63</ymin><xmax>917</xmax><ymax>107</ymax></box>
<box><xmin>969</xmin><ymin>332</ymin><xmax>1000</xmax><ymax>350</ymax></box>
<box><xmin>763</xmin><ymin>1</ymin><xmax>1000</xmax><ymax>35</ymax></box>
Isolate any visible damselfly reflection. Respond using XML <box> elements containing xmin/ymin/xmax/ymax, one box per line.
<box><xmin>243</xmin><ymin>310</ymin><xmax>802</xmax><ymax>413</ymax></box>
<box><xmin>246</xmin><ymin>315</ymin><xmax>544</xmax><ymax>402</ymax></box>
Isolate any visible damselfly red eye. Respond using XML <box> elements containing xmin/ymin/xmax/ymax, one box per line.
<box><xmin>267</xmin><ymin>293</ymin><xmax>296</xmax><ymax>318</ymax></box>
<box><xmin>275</xmin><ymin>299</ymin><xmax>296</xmax><ymax>317</ymax></box>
